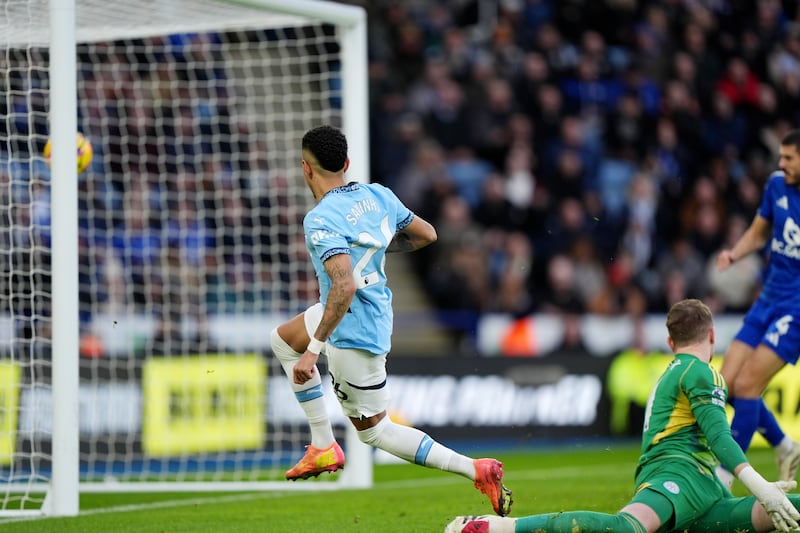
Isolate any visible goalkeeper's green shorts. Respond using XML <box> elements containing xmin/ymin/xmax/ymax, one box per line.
<box><xmin>630</xmin><ymin>458</ymin><xmax>729</xmax><ymax>531</ymax></box>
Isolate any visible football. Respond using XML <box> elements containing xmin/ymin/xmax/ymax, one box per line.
<box><xmin>43</xmin><ymin>132</ymin><xmax>93</xmax><ymax>174</ymax></box>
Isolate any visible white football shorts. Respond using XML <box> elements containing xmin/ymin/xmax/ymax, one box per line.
<box><xmin>304</xmin><ymin>303</ymin><xmax>389</xmax><ymax>419</ymax></box>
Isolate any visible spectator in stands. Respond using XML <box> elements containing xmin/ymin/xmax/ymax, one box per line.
<box><xmin>679</xmin><ymin>20</ymin><xmax>723</xmax><ymax>108</ymax></box>
<box><xmin>716</xmin><ymin>56</ymin><xmax>762</xmax><ymax>110</ymax></box>
<box><xmin>659</xmin><ymin>76</ymin><xmax>703</xmax><ymax>155</ymax></box>
<box><xmin>110</xmin><ymin>185</ymin><xmax>162</xmax><ymax>307</ymax></box>
<box><xmin>491</xmin><ymin>231</ymin><xmax>535</xmax><ymax>316</ymax></box>
<box><xmin>702</xmin><ymin>91</ymin><xmax>750</xmax><ymax>159</ymax></box>
<box><xmin>529</xmin><ymin>83</ymin><xmax>565</xmax><ymax>164</ymax></box>
<box><xmin>445</xmin><ymin>147</ymin><xmax>493</xmax><ymax>209</ymax></box>
<box><xmin>650</xmin><ymin>116</ymin><xmax>695</xmax><ymax>242</ymax></box>
<box><xmin>680</xmin><ymin>176</ymin><xmax>727</xmax><ymax>259</ymax></box>
<box><xmin>565</xmin><ymin>236</ymin><xmax>606</xmax><ymax>314</ymax></box>
<box><xmin>706</xmin><ymin>214</ymin><xmax>762</xmax><ymax>313</ymax></box>
<box><xmin>604</xmin><ymin>90</ymin><xmax>652</xmax><ymax>161</ymax></box>
<box><xmin>423</xmin><ymin>77</ymin><xmax>473</xmax><ymax>152</ymax></box>
<box><xmin>472</xmin><ymin>171</ymin><xmax>518</xmax><ymax>232</ymax></box>
<box><xmin>651</xmin><ymin>235</ymin><xmax>707</xmax><ymax>311</ymax></box>
<box><xmin>468</xmin><ymin>76</ymin><xmax>518</xmax><ymax>169</ymax></box>
<box><xmin>532</xmin><ymin>22</ymin><xmax>579</xmax><ymax>79</ymax></box>
<box><xmin>559</xmin><ymin>53</ymin><xmax>620</xmax><ymax>116</ymax></box>
<box><xmin>621</xmin><ymin>172</ymin><xmax>658</xmax><ymax>275</ymax></box>
<box><xmin>633</xmin><ymin>4</ymin><xmax>674</xmax><ymax>84</ymax></box>
<box><xmin>536</xmin><ymin>252</ymin><xmax>591</xmax><ymax>355</ymax></box>
<box><xmin>426</xmin><ymin>194</ymin><xmax>489</xmax><ymax>313</ymax></box>
<box><xmin>394</xmin><ymin>138</ymin><xmax>452</xmax><ymax>217</ymax></box>
<box><xmin>512</xmin><ymin>51</ymin><xmax>552</xmax><ymax>119</ymax></box>
<box><xmin>541</xmin><ymin>115</ymin><xmax>602</xmax><ymax>198</ymax></box>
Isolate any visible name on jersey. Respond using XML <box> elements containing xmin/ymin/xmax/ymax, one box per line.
<box><xmin>345</xmin><ymin>198</ymin><xmax>380</xmax><ymax>225</ymax></box>
<box><xmin>770</xmin><ymin>216</ymin><xmax>800</xmax><ymax>260</ymax></box>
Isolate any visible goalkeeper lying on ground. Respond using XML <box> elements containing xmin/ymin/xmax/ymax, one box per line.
<box><xmin>446</xmin><ymin>298</ymin><xmax>800</xmax><ymax>533</ymax></box>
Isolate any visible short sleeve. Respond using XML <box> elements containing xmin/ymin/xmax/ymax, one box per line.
<box><xmin>304</xmin><ymin>214</ymin><xmax>350</xmax><ymax>263</ymax></box>
<box><xmin>373</xmin><ymin>183</ymin><xmax>413</xmax><ymax>232</ymax></box>
<box><xmin>757</xmin><ymin>172</ymin><xmax>782</xmax><ymax>222</ymax></box>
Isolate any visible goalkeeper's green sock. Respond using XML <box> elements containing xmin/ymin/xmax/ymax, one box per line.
<box><xmin>514</xmin><ymin>510</ymin><xmax>645</xmax><ymax>533</ymax></box>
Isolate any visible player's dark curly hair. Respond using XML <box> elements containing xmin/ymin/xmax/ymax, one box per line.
<box><xmin>302</xmin><ymin>125</ymin><xmax>348</xmax><ymax>172</ymax></box>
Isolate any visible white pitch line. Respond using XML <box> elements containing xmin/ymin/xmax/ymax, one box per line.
<box><xmin>0</xmin><ymin>461</ymin><xmax>633</xmax><ymax>525</ymax></box>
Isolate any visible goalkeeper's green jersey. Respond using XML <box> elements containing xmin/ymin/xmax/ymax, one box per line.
<box><xmin>634</xmin><ymin>353</ymin><xmax>748</xmax><ymax>479</ymax></box>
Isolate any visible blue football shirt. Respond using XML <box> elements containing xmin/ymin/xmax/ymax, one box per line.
<box><xmin>304</xmin><ymin>182</ymin><xmax>414</xmax><ymax>355</ymax></box>
<box><xmin>759</xmin><ymin>171</ymin><xmax>800</xmax><ymax>304</ymax></box>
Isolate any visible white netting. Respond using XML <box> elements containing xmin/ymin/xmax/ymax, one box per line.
<box><xmin>0</xmin><ymin>0</ymin><xmax>367</xmax><ymax>513</ymax></box>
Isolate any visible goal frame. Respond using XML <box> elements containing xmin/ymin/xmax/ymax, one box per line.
<box><xmin>22</xmin><ymin>0</ymin><xmax>371</xmax><ymax>518</ymax></box>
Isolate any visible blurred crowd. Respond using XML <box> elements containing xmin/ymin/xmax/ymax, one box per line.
<box><xmin>365</xmin><ymin>0</ymin><xmax>800</xmax><ymax>335</ymax></box>
<box><xmin>0</xmin><ymin>30</ymin><xmax>321</xmax><ymax>356</ymax></box>
<box><xmin>3</xmin><ymin>0</ymin><xmax>800</xmax><ymax>357</ymax></box>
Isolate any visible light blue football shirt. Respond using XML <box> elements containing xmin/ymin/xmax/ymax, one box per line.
<box><xmin>304</xmin><ymin>182</ymin><xmax>414</xmax><ymax>355</ymax></box>
<box><xmin>759</xmin><ymin>170</ymin><xmax>800</xmax><ymax>304</ymax></box>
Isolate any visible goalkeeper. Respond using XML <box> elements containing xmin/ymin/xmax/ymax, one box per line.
<box><xmin>446</xmin><ymin>298</ymin><xmax>800</xmax><ymax>533</ymax></box>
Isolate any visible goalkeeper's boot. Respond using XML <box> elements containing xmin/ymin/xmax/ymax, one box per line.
<box><xmin>473</xmin><ymin>459</ymin><xmax>513</xmax><ymax>516</ymax></box>
<box><xmin>444</xmin><ymin>515</ymin><xmax>515</xmax><ymax>533</ymax></box>
<box><xmin>777</xmin><ymin>440</ymin><xmax>800</xmax><ymax>482</ymax></box>
<box><xmin>285</xmin><ymin>442</ymin><xmax>345</xmax><ymax>480</ymax></box>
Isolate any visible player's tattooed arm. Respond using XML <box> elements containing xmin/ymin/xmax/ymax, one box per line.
<box><xmin>316</xmin><ymin>253</ymin><xmax>356</xmax><ymax>341</ymax></box>
<box><xmin>387</xmin><ymin>215</ymin><xmax>437</xmax><ymax>253</ymax></box>
<box><xmin>387</xmin><ymin>231</ymin><xmax>416</xmax><ymax>253</ymax></box>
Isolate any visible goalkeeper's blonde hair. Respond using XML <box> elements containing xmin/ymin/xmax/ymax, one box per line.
<box><xmin>666</xmin><ymin>298</ymin><xmax>713</xmax><ymax>347</ymax></box>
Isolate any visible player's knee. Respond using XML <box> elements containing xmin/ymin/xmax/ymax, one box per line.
<box><xmin>269</xmin><ymin>327</ymin><xmax>282</xmax><ymax>349</ymax></box>
<box><xmin>730</xmin><ymin>374</ymin><xmax>763</xmax><ymax>397</ymax></box>
<box><xmin>356</xmin><ymin>416</ymin><xmax>389</xmax><ymax>447</ymax></box>
<box><xmin>270</xmin><ymin>327</ymin><xmax>297</xmax><ymax>363</ymax></box>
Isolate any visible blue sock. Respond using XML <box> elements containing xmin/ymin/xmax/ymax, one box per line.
<box><xmin>757</xmin><ymin>398</ymin><xmax>785</xmax><ymax>447</ymax></box>
<box><xmin>730</xmin><ymin>397</ymin><xmax>761</xmax><ymax>453</ymax></box>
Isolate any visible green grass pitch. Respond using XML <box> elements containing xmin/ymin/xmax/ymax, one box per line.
<box><xmin>0</xmin><ymin>441</ymin><xmax>779</xmax><ymax>532</ymax></box>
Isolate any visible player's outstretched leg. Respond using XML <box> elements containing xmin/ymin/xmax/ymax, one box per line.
<box><xmin>473</xmin><ymin>459</ymin><xmax>513</xmax><ymax>517</ymax></box>
<box><xmin>356</xmin><ymin>416</ymin><xmax>512</xmax><ymax>515</ymax></box>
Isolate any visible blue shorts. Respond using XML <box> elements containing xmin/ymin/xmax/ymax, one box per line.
<box><xmin>735</xmin><ymin>296</ymin><xmax>800</xmax><ymax>365</ymax></box>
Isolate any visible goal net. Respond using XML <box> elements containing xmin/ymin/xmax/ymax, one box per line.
<box><xmin>0</xmin><ymin>0</ymin><xmax>370</xmax><ymax>517</ymax></box>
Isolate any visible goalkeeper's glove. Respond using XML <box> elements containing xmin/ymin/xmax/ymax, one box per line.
<box><xmin>738</xmin><ymin>465</ymin><xmax>800</xmax><ymax>532</ymax></box>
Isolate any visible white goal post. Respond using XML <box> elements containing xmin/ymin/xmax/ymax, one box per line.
<box><xmin>0</xmin><ymin>0</ymin><xmax>371</xmax><ymax>518</ymax></box>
